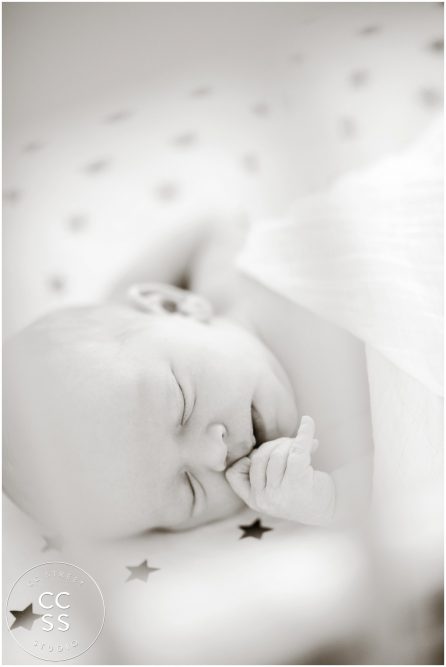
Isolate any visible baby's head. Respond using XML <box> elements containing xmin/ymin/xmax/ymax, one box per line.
<box><xmin>4</xmin><ymin>284</ymin><xmax>298</xmax><ymax>539</ymax></box>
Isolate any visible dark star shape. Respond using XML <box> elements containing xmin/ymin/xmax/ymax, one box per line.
<box><xmin>239</xmin><ymin>518</ymin><xmax>273</xmax><ymax>540</ymax></box>
<box><xmin>41</xmin><ymin>534</ymin><xmax>63</xmax><ymax>552</ymax></box>
<box><xmin>126</xmin><ymin>559</ymin><xmax>160</xmax><ymax>583</ymax></box>
<box><xmin>9</xmin><ymin>603</ymin><xmax>42</xmax><ymax>631</ymax></box>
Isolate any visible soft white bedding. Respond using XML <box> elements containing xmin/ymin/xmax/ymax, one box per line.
<box><xmin>4</xmin><ymin>494</ymin><xmax>371</xmax><ymax>664</ymax></box>
<box><xmin>4</xmin><ymin>4</ymin><xmax>442</xmax><ymax>339</ymax></box>
<box><xmin>237</xmin><ymin>117</ymin><xmax>443</xmax><ymax>643</ymax></box>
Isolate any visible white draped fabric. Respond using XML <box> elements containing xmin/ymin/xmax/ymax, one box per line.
<box><xmin>237</xmin><ymin>117</ymin><xmax>443</xmax><ymax>571</ymax></box>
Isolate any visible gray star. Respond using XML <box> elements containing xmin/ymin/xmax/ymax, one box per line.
<box><xmin>67</xmin><ymin>214</ymin><xmax>89</xmax><ymax>232</ymax></box>
<box><xmin>241</xmin><ymin>153</ymin><xmax>260</xmax><ymax>173</ymax></box>
<box><xmin>83</xmin><ymin>157</ymin><xmax>111</xmax><ymax>175</ymax></box>
<box><xmin>47</xmin><ymin>275</ymin><xmax>67</xmax><ymax>293</ymax></box>
<box><xmin>190</xmin><ymin>85</ymin><xmax>213</xmax><ymax>98</ymax></box>
<box><xmin>3</xmin><ymin>188</ymin><xmax>22</xmax><ymax>204</ymax></box>
<box><xmin>41</xmin><ymin>534</ymin><xmax>63</xmax><ymax>552</ymax></box>
<box><xmin>359</xmin><ymin>25</ymin><xmax>381</xmax><ymax>36</ymax></box>
<box><xmin>420</xmin><ymin>87</ymin><xmax>443</xmax><ymax>108</ymax></box>
<box><xmin>289</xmin><ymin>52</ymin><xmax>304</xmax><ymax>64</ymax></box>
<box><xmin>429</xmin><ymin>38</ymin><xmax>443</xmax><ymax>53</ymax></box>
<box><xmin>172</xmin><ymin>132</ymin><xmax>198</xmax><ymax>148</ymax></box>
<box><xmin>23</xmin><ymin>140</ymin><xmax>45</xmax><ymax>153</ymax></box>
<box><xmin>104</xmin><ymin>109</ymin><xmax>133</xmax><ymax>123</ymax></box>
<box><xmin>126</xmin><ymin>559</ymin><xmax>159</xmax><ymax>582</ymax></box>
<box><xmin>9</xmin><ymin>603</ymin><xmax>42</xmax><ymax>631</ymax></box>
<box><xmin>239</xmin><ymin>518</ymin><xmax>273</xmax><ymax>540</ymax></box>
<box><xmin>154</xmin><ymin>181</ymin><xmax>180</xmax><ymax>202</ymax></box>
<box><xmin>251</xmin><ymin>102</ymin><xmax>270</xmax><ymax>117</ymax></box>
<box><xmin>339</xmin><ymin>116</ymin><xmax>357</xmax><ymax>140</ymax></box>
<box><xmin>349</xmin><ymin>69</ymin><xmax>370</xmax><ymax>88</ymax></box>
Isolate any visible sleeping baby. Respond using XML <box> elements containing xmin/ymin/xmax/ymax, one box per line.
<box><xmin>3</xmin><ymin>218</ymin><xmax>373</xmax><ymax>539</ymax></box>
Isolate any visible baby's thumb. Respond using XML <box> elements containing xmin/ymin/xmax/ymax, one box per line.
<box><xmin>225</xmin><ymin>457</ymin><xmax>252</xmax><ymax>505</ymax></box>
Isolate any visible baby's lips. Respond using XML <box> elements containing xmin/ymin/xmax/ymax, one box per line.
<box><xmin>226</xmin><ymin>434</ymin><xmax>256</xmax><ymax>467</ymax></box>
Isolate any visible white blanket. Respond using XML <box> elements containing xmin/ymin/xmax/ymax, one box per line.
<box><xmin>237</xmin><ymin>116</ymin><xmax>443</xmax><ymax>578</ymax></box>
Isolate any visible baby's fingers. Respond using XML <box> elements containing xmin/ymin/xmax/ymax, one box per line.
<box><xmin>265</xmin><ymin>442</ymin><xmax>290</xmax><ymax>488</ymax></box>
<box><xmin>284</xmin><ymin>447</ymin><xmax>314</xmax><ymax>486</ymax></box>
<box><xmin>225</xmin><ymin>457</ymin><xmax>251</xmax><ymax>504</ymax></box>
<box><xmin>249</xmin><ymin>449</ymin><xmax>270</xmax><ymax>491</ymax></box>
<box><xmin>293</xmin><ymin>415</ymin><xmax>316</xmax><ymax>453</ymax></box>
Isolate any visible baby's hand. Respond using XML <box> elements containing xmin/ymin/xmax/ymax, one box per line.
<box><xmin>225</xmin><ymin>416</ymin><xmax>336</xmax><ymax>526</ymax></box>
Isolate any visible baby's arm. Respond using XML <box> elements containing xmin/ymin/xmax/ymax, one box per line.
<box><xmin>226</xmin><ymin>416</ymin><xmax>372</xmax><ymax>527</ymax></box>
<box><xmin>108</xmin><ymin>215</ymin><xmax>248</xmax><ymax>304</ymax></box>
<box><xmin>108</xmin><ymin>217</ymin><xmax>211</xmax><ymax>301</ymax></box>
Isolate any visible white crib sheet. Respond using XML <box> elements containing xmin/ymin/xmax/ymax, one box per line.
<box><xmin>3</xmin><ymin>494</ymin><xmax>370</xmax><ymax>664</ymax></box>
<box><xmin>4</xmin><ymin>3</ymin><xmax>442</xmax><ymax>339</ymax></box>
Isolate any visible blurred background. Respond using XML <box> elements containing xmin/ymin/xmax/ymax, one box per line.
<box><xmin>3</xmin><ymin>1</ymin><xmax>443</xmax><ymax>337</ymax></box>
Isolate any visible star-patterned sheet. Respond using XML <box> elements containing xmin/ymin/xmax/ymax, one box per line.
<box><xmin>3</xmin><ymin>3</ymin><xmax>442</xmax><ymax>337</ymax></box>
<box><xmin>4</xmin><ymin>494</ymin><xmax>372</xmax><ymax>665</ymax></box>
<box><xmin>3</xmin><ymin>3</ymin><xmax>443</xmax><ymax>664</ymax></box>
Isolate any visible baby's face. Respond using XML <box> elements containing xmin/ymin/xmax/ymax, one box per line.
<box><xmin>18</xmin><ymin>311</ymin><xmax>299</xmax><ymax>538</ymax></box>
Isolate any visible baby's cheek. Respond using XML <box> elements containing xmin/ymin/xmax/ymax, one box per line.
<box><xmin>175</xmin><ymin>475</ymin><xmax>245</xmax><ymax>531</ymax></box>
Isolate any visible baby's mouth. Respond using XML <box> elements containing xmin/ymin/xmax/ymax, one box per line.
<box><xmin>225</xmin><ymin>404</ymin><xmax>269</xmax><ymax>468</ymax></box>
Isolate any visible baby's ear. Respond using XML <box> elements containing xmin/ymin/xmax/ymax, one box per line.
<box><xmin>127</xmin><ymin>282</ymin><xmax>213</xmax><ymax>323</ymax></box>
